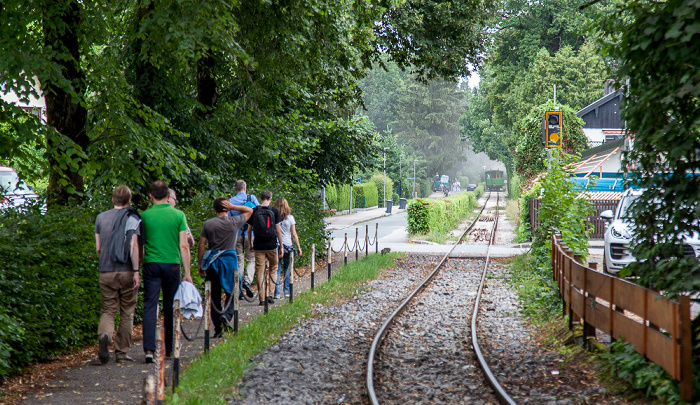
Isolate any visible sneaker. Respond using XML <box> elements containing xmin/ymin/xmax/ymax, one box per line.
<box><xmin>274</xmin><ymin>294</ymin><xmax>281</xmax><ymax>299</ymax></box>
<box><xmin>145</xmin><ymin>351</ymin><xmax>155</xmax><ymax>364</ymax></box>
<box><xmin>284</xmin><ymin>292</ymin><xmax>290</xmax><ymax>298</ymax></box>
<box><xmin>266</xmin><ymin>296</ymin><xmax>275</xmax><ymax>304</ymax></box>
<box><xmin>98</xmin><ymin>335</ymin><xmax>110</xmax><ymax>364</ymax></box>
<box><xmin>116</xmin><ymin>353</ymin><xmax>135</xmax><ymax>363</ymax></box>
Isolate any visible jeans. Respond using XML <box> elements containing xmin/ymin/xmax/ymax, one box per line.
<box><xmin>275</xmin><ymin>250</ymin><xmax>293</xmax><ymax>297</ymax></box>
<box><xmin>143</xmin><ymin>262</ymin><xmax>181</xmax><ymax>354</ymax></box>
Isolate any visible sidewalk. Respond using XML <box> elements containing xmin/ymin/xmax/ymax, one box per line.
<box><xmin>324</xmin><ymin>205</ymin><xmax>404</xmax><ymax>230</ymax></box>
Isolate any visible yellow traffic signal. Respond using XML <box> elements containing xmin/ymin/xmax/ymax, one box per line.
<box><xmin>545</xmin><ymin>111</ymin><xmax>563</xmax><ymax>148</ymax></box>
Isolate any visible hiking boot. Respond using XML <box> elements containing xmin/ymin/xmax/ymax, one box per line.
<box><xmin>266</xmin><ymin>296</ymin><xmax>275</xmax><ymax>304</ymax></box>
<box><xmin>98</xmin><ymin>335</ymin><xmax>110</xmax><ymax>364</ymax></box>
<box><xmin>258</xmin><ymin>301</ymin><xmax>265</xmax><ymax>306</ymax></box>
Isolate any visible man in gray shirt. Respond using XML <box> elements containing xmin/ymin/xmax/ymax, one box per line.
<box><xmin>197</xmin><ymin>197</ymin><xmax>253</xmax><ymax>337</ymax></box>
<box><xmin>94</xmin><ymin>185</ymin><xmax>142</xmax><ymax>363</ymax></box>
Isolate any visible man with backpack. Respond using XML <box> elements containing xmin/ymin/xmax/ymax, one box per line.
<box><xmin>228</xmin><ymin>180</ymin><xmax>258</xmax><ymax>299</ymax></box>
<box><xmin>94</xmin><ymin>185</ymin><xmax>142</xmax><ymax>363</ymax></box>
<box><xmin>247</xmin><ymin>190</ymin><xmax>283</xmax><ymax>305</ymax></box>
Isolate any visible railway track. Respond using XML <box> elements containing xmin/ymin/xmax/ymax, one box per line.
<box><xmin>366</xmin><ymin>191</ymin><xmax>517</xmax><ymax>404</ymax></box>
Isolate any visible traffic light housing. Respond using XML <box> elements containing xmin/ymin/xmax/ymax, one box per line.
<box><xmin>544</xmin><ymin>111</ymin><xmax>563</xmax><ymax>148</ymax></box>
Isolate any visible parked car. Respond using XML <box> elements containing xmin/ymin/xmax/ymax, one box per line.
<box><xmin>600</xmin><ymin>188</ymin><xmax>700</xmax><ymax>274</ymax></box>
<box><xmin>0</xmin><ymin>166</ymin><xmax>40</xmax><ymax>209</ymax></box>
<box><xmin>466</xmin><ymin>183</ymin><xmax>477</xmax><ymax>192</ymax></box>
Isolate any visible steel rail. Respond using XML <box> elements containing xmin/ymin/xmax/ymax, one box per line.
<box><xmin>366</xmin><ymin>192</ymin><xmax>494</xmax><ymax>405</ymax></box>
<box><xmin>469</xmin><ymin>194</ymin><xmax>518</xmax><ymax>405</ymax></box>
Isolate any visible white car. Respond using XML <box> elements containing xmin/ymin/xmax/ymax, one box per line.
<box><xmin>0</xmin><ymin>166</ymin><xmax>40</xmax><ymax>209</ymax></box>
<box><xmin>600</xmin><ymin>188</ymin><xmax>700</xmax><ymax>274</ymax></box>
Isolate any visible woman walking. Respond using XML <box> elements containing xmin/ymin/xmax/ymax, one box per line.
<box><xmin>273</xmin><ymin>198</ymin><xmax>302</xmax><ymax>299</ymax></box>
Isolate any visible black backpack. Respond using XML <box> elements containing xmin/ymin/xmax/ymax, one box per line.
<box><xmin>253</xmin><ymin>206</ymin><xmax>276</xmax><ymax>239</ymax></box>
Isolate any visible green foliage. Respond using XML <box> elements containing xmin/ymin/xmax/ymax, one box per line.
<box><xmin>594</xmin><ymin>0</ymin><xmax>700</xmax><ymax>299</ymax></box>
<box><xmin>602</xmin><ymin>340</ymin><xmax>684</xmax><ymax>403</ymax></box>
<box><xmin>518</xmin><ymin>185</ymin><xmax>540</xmax><ymax>242</ymax></box>
<box><xmin>325</xmin><ymin>184</ymin><xmax>352</xmax><ymax>212</ymax></box>
<box><xmin>0</xmin><ymin>205</ymin><xmax>100</xmax><ymax>376</ymax></box>
<box><xmin>352</xmin><ymin>181</ymin><xmax>378</xmax><ymax>208</ymax></box>
<box><xmin>406</xmin><ymin>192</ymin><xmax>477</xmax><ymax>236</ymax></box>
<box><xmin>369</xmin><ymin>174</ymin><xmax>394</xmax><ymax>208</ymax></box>
<box><xmin>515</xmin><ymin>103</ymin><xmax>588</xmax><ymax>180</ymax></box>
<box><xmin>535</xmin><ymin>152</ymin><xmax>594</xmax><ymax>257</ymax></box>
<box><xmin>507</xmin><ymin>253</ymin><xmax>561</xmax><ymax>324</ymax></box>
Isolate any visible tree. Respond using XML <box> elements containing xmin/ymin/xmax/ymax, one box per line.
<box><xmin>595</xmin><ymin>0</ymin><xmax>700</xmax><ymax>297</ymax></box>
<box><xmin>514</xmin><ymin>103</ymin><xmax>588</xmax><ymax>180</ymax></box>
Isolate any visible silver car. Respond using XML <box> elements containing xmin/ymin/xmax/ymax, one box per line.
<box><xmin>600</xmin><ymin>188</ymin><xmax>700</xmax><ymax>274</ymax></box>
<box><xmin>0</xmin><ymin>166</ymin><xmax>39</xmax><ymax>209</ymax></box>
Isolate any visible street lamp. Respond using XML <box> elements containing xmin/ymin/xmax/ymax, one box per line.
<box><xmin>399</xmin><ymin>153</ymin><xmax>404</xmax><ymax>198</ymax></box>
<box><xmin>413</xmin><ymin>159</ymin><xmax>419</xmax><ymax>198</ymax></box>
<box><xmin>383</xmin><ymin>147</ymin><xmax>389</xmax><ymax>207</ymax></box>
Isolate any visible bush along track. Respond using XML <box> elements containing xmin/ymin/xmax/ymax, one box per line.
<box><xmin>406</xmin><ymin>189</ymin><xmax>480</xmax><ymax>237</ymax></box>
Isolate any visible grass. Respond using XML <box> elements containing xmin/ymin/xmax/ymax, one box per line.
<box><xmin>168</xmin><ymin>252</ymin><xmax>402</xmax><ymax>404</ymax></box>
<box><xmin>505</xmin><ymin>199</ymin><xmax>519</xmax><ymax>228</ymax></box>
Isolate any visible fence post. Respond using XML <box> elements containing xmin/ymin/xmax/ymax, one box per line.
<box><xmin>143</xmin><ymin>374</ymin><xmax>156</xmax><ymax>405</ymax></box>
<box><xmin>327</xmin><ymin>238</ymin><xmax>332</xmax><ymax>281</ymax></box>
<box><xmin>680</xmin><ymin>295</ymin><xmax>693</xmax><ymax>402</ymax></box>
<box><xmin>375</xmin><ymin>223</ymin><xmax>379</xmax><ymax>254</ymax></box>
<box><xmin>344</xmin><ymin>233</ymin><xmax>348</xmax><ymax>266</ymax></box>
<box><xmin>355</xmin><ymin>228</ymin><xmax>359</xmax><ymax>261</ymax></box>
<box><xmin>365</xmin><ymin>224</ymin><xmax>369</xmax><ymax>257</ymax></box>
<box><xmin>204</xmin><ymin>281</ymin><xmax>211</xmax><ymax>353</ymax></box>
<box><xmin>289</xmin><ymin>251</ymin><xmax>295</xmax><ymax>304</ymax></box>
<box><xmin>156</xmin><ymin>327</ymin><xmax>165</xmax><ymax>405</ymax></box>
<box><xmin>311</xmin><ymin>243</ymin><xmax>316</xmax><ymax>290</ymax></box>
<box><xmin>173</xmin><ymin>300</ymin><xmax>181</xmax><ymax>391</ymax></box>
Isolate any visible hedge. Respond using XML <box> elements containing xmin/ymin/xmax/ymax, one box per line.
<box><xmin>407</xmin><ymin>191</ymin><xmax>477</xmax><ymax>235</ymax></box>
<box><xmin>352</xmin><ymin>181</ymin><xmax>378</xmax><ymax>208</ymax></box>
<box><xmin>369</xmin><ymin>174</ymin><xmax>393</xmax><ymax>208</ymax></box>
<box><xmin>0</xmin><ymin>204</ymin><xmax>102</xmax><ymax>376</ymax></box>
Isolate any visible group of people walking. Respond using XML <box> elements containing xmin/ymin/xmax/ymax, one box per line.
<box><xmin>94</xmin><ymin>179</ymin><xmax>302</xmax><ymax>364</ymax></box>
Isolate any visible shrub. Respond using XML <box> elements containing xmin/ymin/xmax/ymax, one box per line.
<box><xmin>352</xmin><ymin>181</ymin><xmax>378</xmax><ymax>208</ymax></box>
<box><xmin>407</xmin><ymin>192</ymin><xmax>476</xmax><ymax>235</ymax></box>
<box><xmin>369</xmin><ymin>174</ymin><xmax>393</xmax><ymax>208</ymax></box>
<box><xmin>0</xmin><ymin>204</ymin><xmax>101</xmax><ymax>376</ymax></box>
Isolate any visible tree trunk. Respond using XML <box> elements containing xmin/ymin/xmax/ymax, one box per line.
<box><xmin>196</xmin><ymin>54</ymin><xmax>219</xmax><ymax>117</ymax></box>
<box><xmin>43</xmin><ymin>0</ymin><xmax>88</xmax><ymax>207</ymax></box>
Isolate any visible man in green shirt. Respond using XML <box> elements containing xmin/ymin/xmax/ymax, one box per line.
<box><xmin>141</xmin><ymin>180</ymin><xmax>193</xmax><ymax>363</ymax></box>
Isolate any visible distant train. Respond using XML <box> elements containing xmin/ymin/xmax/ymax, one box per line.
<box><xmin>485</xmin><ymin>170</ymin><xmax>504</xmax><ymax>191</ymax></box>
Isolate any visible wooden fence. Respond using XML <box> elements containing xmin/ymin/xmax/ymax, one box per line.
<box><xmin>531</xmin><ymin>198</ymin><xmax>619</xmax><ymax>239</ymax></box>
<box><xmin>551</xmin><ymin>231</ymin><xmax>693</xmax><ymax>402</ymax></box>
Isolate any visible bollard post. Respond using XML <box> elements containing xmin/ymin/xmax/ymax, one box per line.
<box><xmin>156</xmin><ymin>327</ymin><xmax>165</xmax><ymax>405</ymax></box>
<box><xmin>204</xmin><ymin>281</ymin><xmax>211</xmax><ymax>353</ymax></box>
<box><xmin>311</xmin><ymin>243</ymin><xmax>316</xmax><ymax>290</ymax></box>
<box><xmin>143</xmin><ymin>374</ymin><xmax>156</xmax><ymax>405</ymax></box>
<box><xmin>355</xmin><ymin>228</ymin><xmax>359</xmax><ymax>261</ymax></box>
<box><xmin>365</xmin><ymin>225</ymin><xmax>369</xmax><ymax>258</ymax></box>
<box><xmin>344</xmin><ymin>233</ymin><xmax>348</xmax><ymax>266</ymax></box>
<box><xmin>327</xmin><ymin>238</ymin><xmax>332</xmax><ymax>281</ymax></box>
<box><xmin>173</xmin><ymin>300</ymin><xmax>181</xmax><ymax>391</ymax></box>
<box><xmin>375</xmin><ymin>223</ymin><xmax>379</xmax><ymax>254</ymax></box>
<box><xmin>289</xmin><ymin>251</ymin><xmax>295</xmax><ymax>304</ymax></box>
